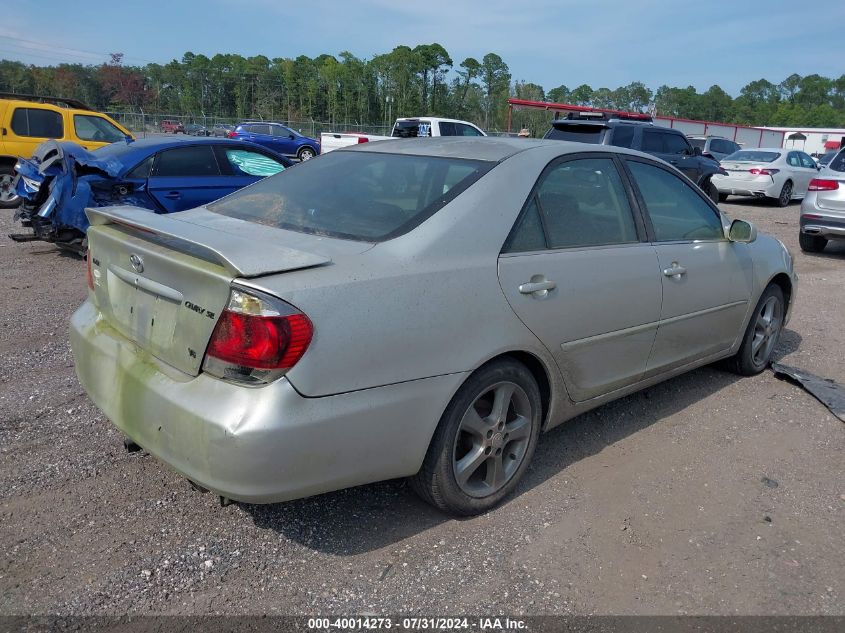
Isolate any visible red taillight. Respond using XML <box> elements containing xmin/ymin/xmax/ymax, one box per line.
<box><xmin>207</xmin><ymin>311</ymin><xmax>312</xmax><ymax>370</ymax></box>
<box><xmin>86</xmin><ymin>254</ymin><xmax>94</xmax><ymax>290</ymax></box>
<box><xmin>227</xmin><ymin>131</ymin><xmax>237</xmax><ymax>138</ymax></box>
<box><xmin>357</xmin><ymin>136</ymin><xmax>369</xmax><ymax>144</ymax></box>
<box><xmin>808</xmin><ymin>178</ymin><xmax>839</xmax><ymax>191</ymax></box>
<box><xmin>749</xmin><ymin>168</ymin><xmax>779</xmax><ymax>176</ymax></box>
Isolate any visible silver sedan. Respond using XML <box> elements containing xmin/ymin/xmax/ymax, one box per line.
<box><xmin>71</xmin><ymin>138</ymin><xmax>797</xmax><ymax>515</ymax></box>
<box><xmin>714</xmin><ymin>148</ymin><xmax>820</xmax><ymax>207</ymax></box>
<box><xmin>799</xmin><ymin>150</ymin><xmax>845</xmax><ymax>253</ymax></box>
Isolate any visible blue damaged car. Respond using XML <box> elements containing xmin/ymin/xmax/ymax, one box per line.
<box><xmin>12</xmin><ymin>136</ymin><xmax>292</xmax><ymax>255</ymax></box>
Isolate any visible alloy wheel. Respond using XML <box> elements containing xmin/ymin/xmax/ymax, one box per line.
<box><xmin>779</xmin><ymin>181</ymin><xmax>792</xmax><ymax>206</ymax></box>
<box><xmin>751</xmin><ymin>295</ymin><xmax>782</xmax><ymax>367</ymax></box>
<box><xmin>452</xmin><ymin>381</ymin><xmax>533</xmax><ymax>498</ymax></box>
<box><xmin>0</xmin><ymin>173</ymin><xmax>19</xmax><ymax>205</ymax></box>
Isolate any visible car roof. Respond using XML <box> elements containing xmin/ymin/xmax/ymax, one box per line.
<box><xmin>94</xmin><ymin>136</ymin><xmax>264</xmax><ymax>160</ymax></box>
<box><xmin>342</xmin><ymin>136</ymin><xmax>640</xmax><ymax>162</ymax></box>
<box><xmin>394</xmin><ymin>117</ymin><xmax>480</xmax><ymax>125</ymax></box>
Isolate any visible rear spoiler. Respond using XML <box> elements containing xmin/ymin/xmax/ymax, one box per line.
<box><xmin>86</xmin><ymin>206</ymin><xmax>331</xmax><ymax>278</ymax></box>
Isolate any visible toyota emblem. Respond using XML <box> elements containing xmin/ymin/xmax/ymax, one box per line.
<box><xmin>129</xmin><ymin>253</ymin><xmax>144</xmax><ymax>273</ymax></box>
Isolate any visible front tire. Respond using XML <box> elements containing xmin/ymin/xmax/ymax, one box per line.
<box><xmin>799</xmin><ymin>232</ymin><xmax>827</xmax><ymax>253</ymax></box>
<box><xmin>0</xmin><ymin>164</ymin><xmax>20</xmax><ymax>209</ymax></box>
<box><xmin>728</xmin><ymin>284</ymin><xmax>785</xmax><ymax>376</ymax></box>
<box><xmin>774</xmin><ymin>180</ymin><xmax>793</xmax><ymax>207</ymax></box>
<box><xmin>297</xmin><ymin>147</ymin><xmax>316</xmax><ymax>161</ymax></box>
<box><xmin>410</xmin><ymin>359</ymin><xmax>542</xmax><ymax>516</ymax></box>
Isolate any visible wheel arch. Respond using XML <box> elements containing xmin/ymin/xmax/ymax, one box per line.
<box><xmin>0</xmin><ymin>155</ymin><xmax>18</xmax><ymax>168</ymax></box>
<box><xmin>767</xmin><ymin>272</ymin><xmax>793</xmax><ymax>315</ymax></box>
<box><xmin>473</xmin><ymin>350</ymin><xmax>553</xmax><ymax>431</ymax></box>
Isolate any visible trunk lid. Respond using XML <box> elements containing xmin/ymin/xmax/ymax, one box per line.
<box><xmin>86</xmin><ymin>205</ymin><xmax>332</xmax><ymax>376</ymax></box>
<box><xmin>720</xmin><ymin>162</ymin><xmax>761</xmax><ymax>180</ymax></box>
<box><xmin>815</xmin><ymin>172</ymin><xmax>845</xmax><ymax>212</ymax></box>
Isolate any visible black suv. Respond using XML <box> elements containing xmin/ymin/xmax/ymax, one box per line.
<box><xmin>544</xmin><ymin>112</ymin><xmax>724</xmax><ymax>203</ymax></box>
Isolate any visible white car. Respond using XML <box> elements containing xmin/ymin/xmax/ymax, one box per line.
<box><xmin>714</xmin><ymin>148</ymin><xmax>820</xmax><ymax>207</ymax></box>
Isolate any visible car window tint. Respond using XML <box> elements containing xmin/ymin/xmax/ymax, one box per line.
<box><xmin>456</xmin><ymin>122</ymin><xmax>483</xmax><ymax>136</ymax></box>
<box><xmin>74</xmin><ymin>114</ymin><xmax>125</xmax><ymax>143</ymax></box>
<box><xmin>787</xmin><ymin>152</ymin><xmax>801</xmax><ymax>167</ymax></box>
<box><xmin>11</xmin><ymin>108</ymin><xmax>64</xmax><ymax>138</ymax></box>
<box><xmin>155</xmin><ymin>146</ymin><xmax>220</xmax><ymax>177</ymax></box>
<box><xmin>609</xmin><ymin>125</ymin><xmax>636</xmax><ymax>148</ymax></box>
<box><xmin>628</xmin><ymin>161</ymin><xmax>723</xmax><ymax>242</ymax></box>
<box><xmin>224</xmin><ymin>148</ymin><xmax>286</xmax><ymax>177</ymax></box>
<box><xmin>272</xmin><ymin>125</ymin><xmax>292</xmax><ymax>137</ymax></box>
<box><xmin>544</xmin><ymin>124</ymin><xmax>605</xmax><ymax>143</ymax></box>
<box><xmin>207</xmin><ymin>152</ymin><xmax>491</xmax><ymax>242</ymax></box>
<box><xmin>663</xmin><ymin>133</ymin><xmax>689</xmax><ymax>155</ymax></box>
<box><xmin>250</xmin><ymin>124</ymin><xmax>271</xmax><ymax>135</ymax></box>
<box><xmin>126</xmin><ymin>155</ymin><xmax>154</xmax><ymax>179</ymax></box>
<box><xmin>503</xmin><ymin>198</ymin><xmax>546</xmax><ymax>253</ymax></box>
<box><xmin>642</xmin><ymin>129</ymin><xmax>664</xmax><ymax>152</ymax></box>
<box><xmin>535</xmin><ymin>158</ymin><xmax>638</xmax><ymax>249</ymax></box>
<box><xmin>710</xmin><ymin>139</ymin><xmax>725</xmax><ymax>154</ymax></box>
<box><xmin>828</xmin><ymin>151</ymin><xmax>845</xmax><ymax>172</ymax></box>
<box><xmin>438</xmin><ymin>121</ymin><xmax>456</xmax><ymax>136</ymax></box>
<box><xmin>799</xmin><ymin>153</ymin><xmax>816</xmax><ymax>168</ymax></box>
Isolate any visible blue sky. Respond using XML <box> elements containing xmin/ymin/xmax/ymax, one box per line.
<box><xmin>2</xmin><ymin>0</ymin><xmax>843</xmax><ymax>96</ymax></box>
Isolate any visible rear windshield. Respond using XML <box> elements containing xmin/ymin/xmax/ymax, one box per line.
<box><xmin>688</xmin><ymin>138</ymin><xmax>705</xmax><ymax>149</ymax></box>
<box><xmin>392</xmin><ymin>120</ymin><xmax>431</xmax><ymax>138</ymax></box>
<box><xmin>723</xmin><ymin>150</ymin><xmax>780</xmax><ymax>163</ymax></box>
<box><xmin>828</xmin><ymin>151</ymin><xmax>845</xmax><ymax>172</ymax></box>
<box><xmin>207</xmin><ymin>151</ymin><xmax>492</xmax><ymax>242</ymax></box>
<box><xmin>543</xmin><ymin>124</ymin><xmax>605</xmax><ymax>143</ymax></box>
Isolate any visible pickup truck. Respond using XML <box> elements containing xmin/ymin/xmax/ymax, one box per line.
<box><xmin>320</xmin><ymin>117</ymin><xmax>486</xmax><ymax>153</ymax></box>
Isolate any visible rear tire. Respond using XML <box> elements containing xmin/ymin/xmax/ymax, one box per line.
<box><xmin>774</xmin><ymin>180</ymin><xmax>793</xmax><ymax>207</ymax></box>
<box><xmin>410</xmin><ymin>359</ymin><xmax>542</xmax><ymax>516</ymax></box>
<box><xmin>799</xmin><ymin>232</ymin><xmax>827</xmax><ymax>253</ymax></box>
<box><xmin>727</xmin><ymin>284</ymin><xmax>785</xmax><ymax>376</ymax></box>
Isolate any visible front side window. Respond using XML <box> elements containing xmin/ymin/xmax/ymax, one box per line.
<box><xmin>662</xmin><ymin>133</ymin><xmax>690</xmax><ymax>155</ymax></box>
<box><xmin>438</xmin><ymin>122</ymin><xmax>456</xmax><ymax>136</ymax></box>
<box><xmin>799</xmin><ymin>153</ymin><xmax>816</xmax><ymax>169</ymax></box>
<box><xmin>208</xmin><ymin>151</ymin><xmax>491</xmax><ymax>242</ymax></box>
<box><xmin>506</xmin><ymin>157</ymin><xmax>638</xmax><ymax>252</ymax></box>
<box><xmin>628</xmin><ymin>160</ymin><xmax>723</xmax><ymax>242</ymax></box>
<box><xmin>74</xmin><ymin>114</ymin><xmax>125</xmax><ymax>143</ymax></box>
<box><xmin>456</xmin><ymin>122</ymin><xmax>483</xmax><ymax>137</ymax></box>
<box><xmin>10</xmin><ymin>108</ymin><xmax>64</xmax><ymax>138</ymax></box>
<box><xmin>223</xmin><ymin>148</ymin><xmax>286</xmax><ymax>177</ymax></box>
<box><xmin>126</xmin><ymin>155</ymin><xmax>154</xmax><ymax>179</ymax></box>
<box><xmin>154</xmin><ymin>146</ymin><xmax>220</xmax><ymax>177</ymax></box>
<box><xmin>272</xmin><ymin>125</ymin><xmax>293</xmax><ymax>138</ymax></box>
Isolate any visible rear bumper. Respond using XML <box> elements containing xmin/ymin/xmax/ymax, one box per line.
<box><xmin>800</xmin><ymin>216</ymin><xmax>845</xmax><ymax>239</ymax></box>
<box><xmin>70</xmin><ymin>300</ymin><xmax>465</xmax><ymax>503</ymax></box>
<box><xmin>713</xmin><ymin>176</ymin><xmax>777</xmax><ymax>198</ymax></box>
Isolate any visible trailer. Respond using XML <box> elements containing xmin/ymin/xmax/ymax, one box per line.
<box><xmin>506</xmin><ymin>98</ymin><xmax>785</xmax><ymax>149</ymax></box>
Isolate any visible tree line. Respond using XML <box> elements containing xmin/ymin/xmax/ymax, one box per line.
<box><xmin>1</xmin><ymin>45</ymin><xmax>844</xmax><ymax>131</ymax></box>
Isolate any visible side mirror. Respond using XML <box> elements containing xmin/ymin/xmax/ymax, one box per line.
<box><xmin>728</xmin><ymin>219</ymin><xmax>757</xmax><ymax>243</ymax></box>
<box><xmin>288</xmin><ymin>134</ymin><xmax>295</xmax><ymax>140</ymax></box>
<box><xmin>693</xmin><ymin>146</ymin><xmax>703</xmax><ymax>156</ymax></box>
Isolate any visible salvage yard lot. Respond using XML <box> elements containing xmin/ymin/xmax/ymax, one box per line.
<box><xmin>0</xmin><ymin>200</ymin><xmax>842</xmax><ymax>615</ymax></box>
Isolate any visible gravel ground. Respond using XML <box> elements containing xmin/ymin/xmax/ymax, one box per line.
<box><xmin>0</xmin><ymin>199</ymin><xmax>842</xmax><ymax>616</ymax></box>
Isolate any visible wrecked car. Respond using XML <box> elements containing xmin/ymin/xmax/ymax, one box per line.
<box><xmin>12</xmin><ymin>137</ymin><xmax>292</xmax><ymax>255</ymax></box>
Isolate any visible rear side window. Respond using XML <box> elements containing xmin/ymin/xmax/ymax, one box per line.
<box><xmin>11</xmin><ymin>107</ymin><xmax>64</xmax><ymax>138</ymax></box>
<box><xmin>628</xmin><ymin>161</ymin><xmax>723</xmax><ymax>242</ymax></box>
<box><xmin>207</xmin><ymin>152</ymin><xmax>492</xmax><ymax>242</ymax></box>
<box><xmin>828</xmin><ymin>151</ymin><xmax>845</xmax><ymax>172</ymax></box>
<box><xmin>392</xmin><ymin>120</ymin><xmax>431</xmax><ymax>138</ymax></box>
<box><xmin>609</xmin><ymin>125</ymin><xmax>636</xmax><ymax>148</ymax></box>
<box><xmin>222</xmin><ymin>148</ymin><xmax>286</xmax><ymax>177</ymax></box>
<box><xmin>641</xmin><ymin>129</ymin><xmax>664</xmax><ymax>152</ymax></box>
<box><xmin>438</xmin><ymin>121</ymin><xmax>457</xmax><ymax>136</ymax></box>
<box><xmin>787</xmin><ymin>152</ymin><xmax>801</xmax><ymax>167</ymax></box>
<box><xmin>456</xmin><ymin>123</ymin><xmax>483</xmax><ymax>137</ymax></box>
<box><xmin>247</xmin><ymin>124</ymin><xmax>271</xmax><ymax>135</ymax></box>
<box><xmin>154</xmin><ymin>146</ymin><xmax>220</xmax><ymax>177</ymax></box>
<box><xmin>504</xmin><ymin>157</ymin><xmax>638</xmax><ymax>252</ymax></box>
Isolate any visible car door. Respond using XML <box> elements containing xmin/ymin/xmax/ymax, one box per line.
<box><xmin>796</xmin><ymin>152</ymin><xmax>820</xmax><ymax>196</ymax></box>
<box><xmin>213</xmin><ymin>145</ymin><xmax>288</xmax><ymax>191</ymax></box>
<box><xmin>244</xmin><ymin>123</ymin><xmax>273</xmax><ymax>149</ymax></box>
<box><xmin>498</xmin><ymin>154</ymin><xmax>662</xmax><ymax>402</ymax></box>
<box><xmin>146</xmin><ymin>145</ymin><xmax>232</xmax><ymax>212</ymax></box>
<box><xmin>270</xmin><ymin>124</ymin><xmax>298</xmax><ymax>155</ymax></box>
<box><xmin>785</xmin><ymin>151</ymin><xmax>809</xmax><ymax>194</ymax></box>
<box><xmin>624</xmin><ymin>158</ymin><xmax>753</xmax><ymax>374</ymax></box>
<box><xmin>7</xmin><ymin>106</ymin><xmax>66</xmax><ymax>157</ymax></box>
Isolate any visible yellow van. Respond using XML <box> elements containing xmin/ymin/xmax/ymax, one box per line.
<box><xmin>0</xmin><ymin>93</ymin><xmax>133</xmax><ymax>207</ymax></box>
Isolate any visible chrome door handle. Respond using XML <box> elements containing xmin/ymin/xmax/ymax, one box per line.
<box><xmin>164</xmin><ymin>191</ymin><xmax>181</xmax><ymax>199</ymax></box>
<box><xmin>662</xmin><ymin>263</ymin><xmax>687</xmax><ymax>277</ymax></box>
<box><xmin>519</xmin><ymin>280</ymin><xmax>557</xmax><ymax>294</ymax></box>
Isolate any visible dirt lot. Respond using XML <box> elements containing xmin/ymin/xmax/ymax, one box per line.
<box><xmin>0</xmin><ymin>199</ymin><xmax>842</xmax><ymax>616</ymax></box>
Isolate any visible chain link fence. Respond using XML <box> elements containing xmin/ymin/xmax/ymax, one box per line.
<box><xmin>104</xmin><ymin>111</ymin><xmax>393</xmax><ymax>138</ymax></box>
